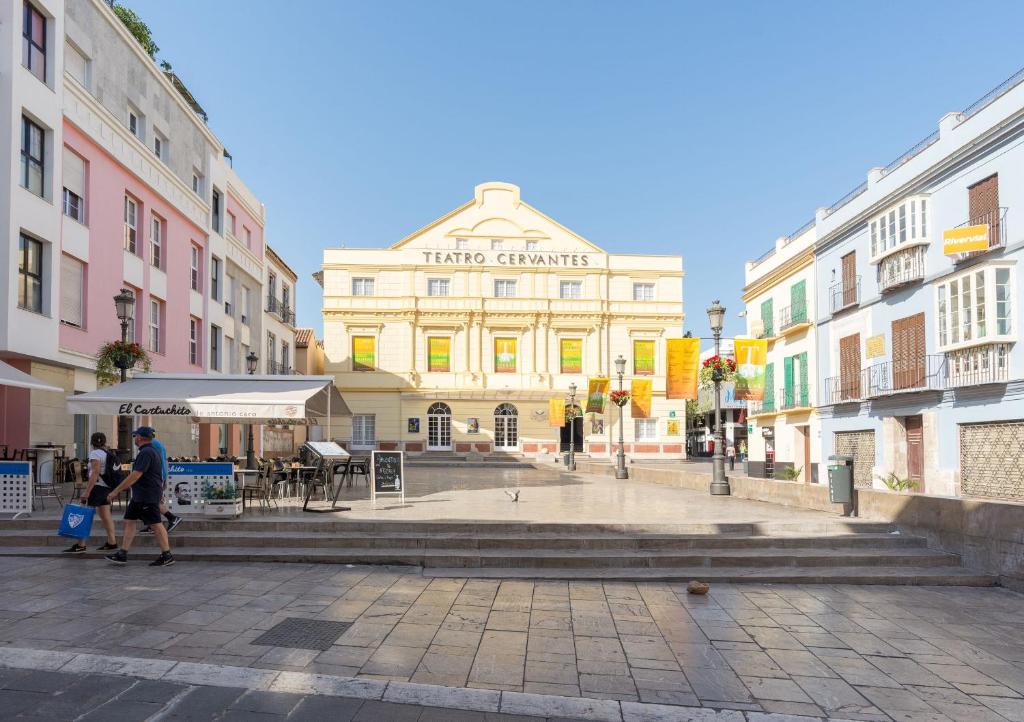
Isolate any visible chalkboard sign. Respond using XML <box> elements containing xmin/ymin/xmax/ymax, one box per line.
<box><xmin>371</xmin><ymin>450</ymin><xmax>404</xmax><ymax>503</ymax></box>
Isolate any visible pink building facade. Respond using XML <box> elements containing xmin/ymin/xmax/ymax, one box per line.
<box><xmin>1</xmin><ymin>0</ymin><xmax>295</xmax><ymax>459</ymax></box>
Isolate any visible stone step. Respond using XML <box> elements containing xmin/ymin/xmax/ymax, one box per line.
<box><xmin>3</xmin><ymin>530</ymin><xmax>927</xmax><ymax>551</ymax></box>
<box><xmin>0</xmin><ymin>545</ymin><xmax>960</xmax><ymax>569</ymax></box>
<box><xmin>422</xmin><ymin>565</ymin><xmax>998</xmax><ymax>586</ymax></box>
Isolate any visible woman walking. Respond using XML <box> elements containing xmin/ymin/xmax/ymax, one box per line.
<box><xmin>62</xmin><ymin>432</ymin><xmax>119</xmax><ymax>554</ymax></box>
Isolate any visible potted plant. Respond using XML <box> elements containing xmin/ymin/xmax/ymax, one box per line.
<box><xmin>698</xmin><ymin>356</ymin><xmax>737</xmax><ymax>389</ymax></box>
<box><xmin>201</xmin><ymin>480</ymin><xmax>242</xmax><ymax>517</ymax></box>
<box><xmin>876</xmin><ymin>472</ymin><xmax>917</xmax><ymax>493</ymax></box>
<box><xmin>609</xmin><ymin>389</ymin><xmax>631</xmax><ymax>407</ymax></box>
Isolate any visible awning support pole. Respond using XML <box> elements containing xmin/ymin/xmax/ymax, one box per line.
<box><xmin>327</xmin><ymin>387</ymin><xmax>332</xmax><ymax>440</ymax></box>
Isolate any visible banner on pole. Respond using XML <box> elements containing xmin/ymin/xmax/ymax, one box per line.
<box><xmin>549</xmin><ymin>398</ymin><xmax>566</xmax><ymax>427</ymax></box>
<box><xmin>734</xmin><ymin>338</ymin><xmax>768</xmax><ymax>400</ymax></box>
<box><xmin>631</xmin><ymin>379</ymin><xmax>652</xmax><ymax>418</ymax></box>
<box><xmin>428</xmin><ymin>337</ymin><xmax>450</xmax><ymax>372</ymax></box>
<box><xmin>666</xmin><ymin>338</ymin><xmax>700</xmax><ymax>400</ymax></box>
<box><xmin>559</xmin><ymin>339</ymin><xmax>582</xmax><ymax>374</ymax></box>
<box><xmin>585</xmin><ymin>377</ymin><xmax>609</xmax><ymax>413</ymax></box>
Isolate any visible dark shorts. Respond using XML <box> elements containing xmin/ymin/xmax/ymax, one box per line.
<box><xmin>124</xmin><ymin>501</ymin><xmax>162</xmax><ymax>526</ymax></box>
<box><xmin>86</xmin><ymin>485</ymin><xmax>110</xmax><ymax>507</ymax></box>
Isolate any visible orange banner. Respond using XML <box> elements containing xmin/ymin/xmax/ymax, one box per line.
<box><xmin>549</xmin><ymin>398</ymin><xmax>565</xmax><ymax>427</ymax></box>
<box><xmin>666</xmin><ymin>338</ymin><xmax>700</xmax><ymax>400</ymax></box>
<box><xmin>631</xmin><ymin>379</ymin><xmax>652</xmax><ymax>419</ymax></box>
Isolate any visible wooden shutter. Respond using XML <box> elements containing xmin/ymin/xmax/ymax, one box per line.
<box><xmin>969</xmin><ymin>174</ymin><xmax>999</xmax><ymax>248</ymax></box>
<box><xmin>764</xmin><ymin>362</ymin><xmax>775</xmax><ymax>409</ymax></box>
<box><xmin>892</xmin><ymin>313</ymin><xmax>925</xmax><ymax>390</ymax></box>
<box><xmin>841</xmin><ymin>252</ymin><xmax>856</xmax><ymax>306</ymax></box>
<box><xmin>60</xmin><ymin>255</ymin><xmax>84</xmax><ymax>328</ymax></box>
<box><xmin>790</xmin><ymin>281</ymin><xmax>806</xmax><ymax>323</ymax></box>
<box><xmin>798</xmin><ymin>351</ymin><xmax>809</xmax><ymax>407</ymax></box>
<box><xmin>761</xmin><ymin>299</ymin><xmax>774</xmax><ymax>337</ymax></box>
<box><xmin>839</xmin><ymin>333</ymin><xmax>861</xmax><ymax>400</ymax></box>
<box><xmin>783</xmin><ymin>356</ymin><xmax>794</xmax><ymax>408</ymax></box>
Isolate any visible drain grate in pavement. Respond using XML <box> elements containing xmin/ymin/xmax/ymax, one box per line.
<box><xmin>251</xmin><ymin>617</ymin><xmax>352</xmax><ymax>651</ymax></box>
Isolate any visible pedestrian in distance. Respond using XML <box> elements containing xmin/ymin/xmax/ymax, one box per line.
<box><xmin>138</xmin><ymin>429</ymin><xmax>181</xmax><ymax>535</ymax></box>
<box><xmin>61</xmin><ymin>432</ymin><xmax>120</xmax><ymax>554</ymax></box>
<box><xmin>105</xmin><ymin>427</ymin><xmax>175</xmax><ymax>567</ymax></box>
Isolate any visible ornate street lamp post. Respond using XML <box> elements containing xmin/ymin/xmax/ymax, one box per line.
<box><xmin>707</xmin><ymin>300</ymin><xmax>730</xmax><ymax>496</ymax></box>
<box><xmin>614</xmin><ymin>355</ymin><xmax>628</xmax><ymax>479</ymax></box>
<box><xmin>113</xmin><ymin>288</ymin><xmax>135</xmax><ymax>463</ymax></box>
<box><xmin>245</xmin><ymin>351</ymin><xmax>259</xmax><ymax>470</ymax></box>
<box><xmin>567</xmin><ymin>382</ymin><xmax>577</xmax><ymax>472</ymax></box>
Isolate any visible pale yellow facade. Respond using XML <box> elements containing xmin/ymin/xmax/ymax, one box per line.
<box><xmin>321</xmin><ymin>182</ymin><xmax>686</xmax><ymax>458</ymax></box>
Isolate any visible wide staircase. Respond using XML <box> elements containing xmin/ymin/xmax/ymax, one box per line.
<box><xmin>0</xmin><ymin>517</ymin><xmax>995</xmax><ymax>585</ymax></box>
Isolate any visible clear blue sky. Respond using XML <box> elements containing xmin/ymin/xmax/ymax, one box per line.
<box><xmin>132</xmin><ymin>0</ymin><xmax>1024</xmax><ymax>345</ymax></box>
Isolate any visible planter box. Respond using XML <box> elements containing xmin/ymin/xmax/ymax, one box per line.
<box><xmin>203</xmin><ymin>498</ymin><xmax>243</xmax><ymax>518</ymax></box>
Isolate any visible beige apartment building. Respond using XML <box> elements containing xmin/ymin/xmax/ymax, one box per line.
<box><xmin>319</xmin><ymin>182</ymin><xmax>686</xmax><ymax>458</ymax></box>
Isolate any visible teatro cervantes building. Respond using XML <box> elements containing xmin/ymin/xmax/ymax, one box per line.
<box><xmin>319</xmin><ymin>182</ymin><xmax>685</xmax><ymax>459</ymax></box>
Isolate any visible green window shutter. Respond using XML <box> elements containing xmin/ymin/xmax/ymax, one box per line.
<box><xmin>799</xmin><ymin>351</ymin><xmax>809</xmax><ymax>407</ymax></box>
<box><xmin>783</xmin><ymin>356</ymin><xmax>794</xmax><ymax>408</ymax></box>
<box><xmin>761</xmin><ymin>299</ymin><xmax>774</xmax><ymax>337</ymax></box>
<box><xmin>791</xmin><ymin>280</ymin><xmax>807</xmax><ymax>323</ymax></box>
<box><xmin>764</xmin><ymin>362</ymin><xmax>775</xmax><ymax>410</ymax></box>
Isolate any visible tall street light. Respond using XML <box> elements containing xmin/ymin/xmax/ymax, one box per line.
<box><xmin>614</xmin><ymin>355</ymin><xmax>628</xmax><ymax>479</ymax></box>
<box><xmin>567</xmin><ymin>382</ymin><xmax>577</xmax><ymax>472</ymax></box>
<box><xmin>245</xmin><ymin>351</ymin><xmax>258</xmax><ymax>470</ymax></box>
<box><xmin>113</xmin><ymin>288</ymin><xmax>135</xmax><ymax>463</ymax></box>
<box><xmin>707</xmin><ymin>299</ymin><xmax>730</xmax><ymax>496</ymax></box>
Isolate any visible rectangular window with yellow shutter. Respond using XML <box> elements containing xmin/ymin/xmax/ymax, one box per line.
<box><xmin>633</xmin><ymin>339</ymin><xmax>655</xmax><ymax>376</ymax></box>
<box><xmin>352</xmin><ymin>336</ymin><xmax>375</xmax><ymax>371</ymax></box>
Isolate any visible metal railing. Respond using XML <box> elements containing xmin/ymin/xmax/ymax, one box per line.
<box><xmin>266</xmin><ymin>295</ymin><xmax>280</xmax><ymax>314</ymax></box>
<box><xmin>863</xmin><ymin>355</ymin><xmax>947</xmax><ymax>398</ymax></box>
<box><xmin>266</xmin><ymin>297</ymin><xmax>296</xmax><ymax>325</ymax></box>
<box><xmin>825</xmin><ymin>181</ymin><xmax>868</xmax><ymax>217</ymax></box>
<box><xmin>878</xmin><ymin>245</ymin><xmax>927</xmax><ymax>293</ymax></box>
<box><xmin>822</xmin><ymin>375</ymin><xmax>862</xmax><ymax>405</ymax></box>
<box><xmin>946</xmin><ymin>344</ymin><xmax>1010</xmax><ymax>388</ymax></box>
<box><xmin>747</xmin><ymin>396</ymin><xmax>775</xmax><ymax>415</ymax></box>
<box><xmin>962</xmin><ymin>66</ymin><xmax>1024</xmax><ymax>119</ymax></box>
<box><xmin>829</xmin><ymin>277</ymin><xmax>860</xmax><ymax>314</ymax></box>
<box><xmin>778</xmin><ymin>385</ymin><xmax>811</xmax><ymax>411</ymax></box>
<box><xmin>882</xmin><ymin>131</ymin><xmax>940</xmax><ymax>176</ymax></box>
<box><xmin>280</xmin><ymin>304</ymin><xmax>296</xmax><ymax>325</ymax></box>
<box><xmin>785</xmin><ymin>218</ymin><xmax>816</xmax><ymax>244</ymax></box>
<box><xmin>267</xmin><ymin>361</ymin><xmax>297</xmax><ymax>375</ymax></box>
<box><xmin>778</xmin><ymin>303</ymin><xmax>808</xmax><ymax>332</ymax></box>
<box><xmin>953</xmin><ymin>207</ymin><xmax>1008</xmax><ymax>261</ymax></box>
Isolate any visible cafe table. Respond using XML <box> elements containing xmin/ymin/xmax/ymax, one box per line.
<box><xmin>24</xmin><ymin>445</ymin><xmax>65</xmax><ymax>485</ymax></box>
<box><xmin>233</xmin><ymin>468</ymin><xmax>260</xmax><ymax>489</ymax></box>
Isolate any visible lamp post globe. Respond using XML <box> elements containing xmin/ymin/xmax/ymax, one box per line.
<box><xmin>113</xmin><ymin>288</ymin><xmax>136</xmax><ymax>463</ymax></box>
<box><xmin>706</xmin><ymin>300</ymin><xmax>730</xmax><ymax>496</ymax></box>
<box><xmin>245</xmin><ymin>351</ymin><xmax>259</xmax><ymax>469</ymax></box>
<box><xmin>613</xmin><ymin>355</ymin><xmax>628</xmax><ymax>479</ymax></box>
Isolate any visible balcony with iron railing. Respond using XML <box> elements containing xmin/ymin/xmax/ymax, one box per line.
<box><xmin>822</xmin><ymin>375</ymin><xmax>862</xmax><ymax>405</ymax></box>
<box><xmin>946</xmin><ymin>343</ymin><xmax>1010</xmax><ymax>388</ymax></box>
<box><xmin>878</xmin><ymin>245</ymin><xmax>927</xmax><ymax>293</ymax></box>
<box><xmin>953</xmin><ymin>207</ymin><xmax>1008</xmax><ymax>262</ymax></box>
<box><xmin>746</xmin><ymin>395</ymin><xmax>776</xmax><ymax>416</ymax></box>
<box><xmin>829</xmin><ymin>277</ymin><xmax>860</xmax><ymax>314</ymax></box>
<box><xmin>267</xmin><ymin>360</ymin><xmax>298</xmax><ymax>375</ymax></box>
<box><xmin>778</xmin><ymin>384</ymin><xmax>811</xmax><ymax>411</ymax></box>
<box><xmin>266</xmin><ymin>296</ymin><xmax>296</xmax><ymax>326</ymax></box>
<box><xmin>778</xmin><ymin>303</ymin><xmax>809</xmax><ymax>334</ymax></box>
<box><xmin>862</xmin><ymin>355</ymin><xmax>947</xmax><ymax>398</ymax></box>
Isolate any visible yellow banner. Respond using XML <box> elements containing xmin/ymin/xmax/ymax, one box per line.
<box><xmin>560</xmin><ymin>339</ymin><xmax>582</xmax><ymax>374</ymax></box>
<box><xmin>666</xmin><ymin>338</ymin><xmax>700</xmax><ymax>400</ymax></box>
<box><xmin>633</xmin><ymin>340</ymin><xmax>655</xmax><ymax>376</ymax></box>
<box><xmin>585</xmin><ymin>377</ymin><xmax>609</xmax><ymax>413</ymax></box>
<box><xmin>549</xmin><ymin>398</ymin><xmax>565</xmax><ymax>427</ymax></box>
<box><xmin>865</xmin><ymin>334</ymin><xmax>885</xmax><ymax>359</ymax></box>
<box><xmin>428</xmin><ymin>337</ymin><xmax>450</xmax><ymax>372</ymax></box>
<box><xmin>352</xmin><ymin>336</ymin><xmax>375</xmax><ymax>371</ymax></box>
<box><xmin>943</xmin><ymin>224</ymin><xmax>990</xmax><ymax>255</ymax></box>
<box><xmin>631</xmin><ymin>379</ymin><xmax>652</xmax><ymax>418</ymax></box>
<box><xmin>494</xmin><ymin>338</ymin><xmax>517</xmax><ymax>373</ymax></box>
<box><xmin>733</xmin><ymin>338</ymin><xmax>767</xmax><ymax>400</ymax></box>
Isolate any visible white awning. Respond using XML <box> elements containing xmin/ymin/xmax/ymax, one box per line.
<box><xmin>0</xmin><ymin>360</ymin><xmax>63</xmax><ymax>392</ymax></box>
<box><xmin>66</xmin><ymin>374</ymin><xmax>351</xmax><ymax>421</ymax></box>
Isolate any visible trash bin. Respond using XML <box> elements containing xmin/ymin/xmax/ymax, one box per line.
<box><xmin>827</xmin><ymin>455</ymin><xmax>854</xmax><ymax>504</ymax></box>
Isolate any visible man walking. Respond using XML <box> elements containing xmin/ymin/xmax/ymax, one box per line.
<box><xmin>139</xmin><ymin>429</ymin><xmax>181</xmax><ymax>534</ymax></box>
<box><xmin>105</xmin><ymin>427</ymin><xmax>174</xmax><ymax>567</ymax></box>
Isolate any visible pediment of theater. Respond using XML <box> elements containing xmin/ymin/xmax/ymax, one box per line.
<box><xmin>390</xmin><ymin>182</ymin><xmax>604</xmax><ymax>254</ymax></box>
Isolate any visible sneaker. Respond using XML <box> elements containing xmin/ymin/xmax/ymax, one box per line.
<box><xmin>149</xmin><ymin>551</ymin><xmax>175</xmax><ymax>567</ymax></box>
<box><xmin>166</xmin><ymin>515</ymin><xmax>182</xmax><ymax>533</ymax></box>
<box><xmin>138</xmin><ymin>525</ymin><xmax>154</xmax><ymax>534</ymax></box>
<box><xmin>106</xmin><ymin>549</ymin><xmax>127</xmax><ymax>565</ymax></box>
<box><xmin>98</xmin><ymin>542</ymin><xmax>119</xmax><ymax>551</ymax></box>
<box><xmin>61</xmin><ymin>543</ymin><xmax>86</xmax><ymax>554</ymax></box>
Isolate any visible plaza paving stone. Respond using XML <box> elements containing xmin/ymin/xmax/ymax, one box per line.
<box><xmin>0</xmin><ymin>555</ymin><xmax>1020</xmax><ymax>719</ymax></box>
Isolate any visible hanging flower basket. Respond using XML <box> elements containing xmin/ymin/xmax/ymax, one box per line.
<box><xmin>95</xmin><ymin>340</ymin><xmax>152</xmax><ymax>387</ymax></box>
<box><xmin>698</xmin><ymin>356</ymin><xmax>736</xmax><ymax>390</ymax></box>
<box><xmin>609</xmin><ymin>389</ymin><xmax>631</xmax><ymax>407</ymax></box>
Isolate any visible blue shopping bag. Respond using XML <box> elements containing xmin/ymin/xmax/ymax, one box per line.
<box><xmin>58</xmin><ymin>503</ymin><xmax>95</xmax><ymax>540</ymax></box>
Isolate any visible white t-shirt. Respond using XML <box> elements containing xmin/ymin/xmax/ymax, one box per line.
<box><xmin>88</xmin><ymin>448</ymin><xmax>108</xmax><ymax>487</ymax></box>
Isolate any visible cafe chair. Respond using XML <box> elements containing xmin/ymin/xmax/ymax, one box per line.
<box><xmin>31</xmin><ymin>458</ymin><xmax>64</xmax><ymax>510</ymax></box>
<box><xmin>347</xmin><ymin>456</ymin><xmax>370</xmax><ymax>487</ymax></box>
